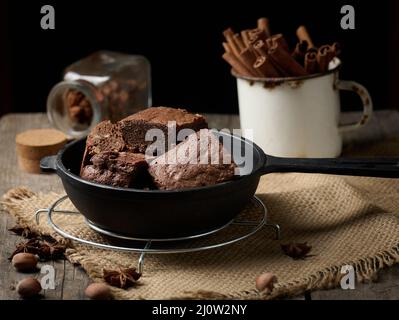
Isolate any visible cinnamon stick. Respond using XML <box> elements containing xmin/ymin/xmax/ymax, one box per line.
<box><xmin>257</xmin><ymin>17</ymin><xmax>271</xmax><ymax>38</ymax></box>
<box><xmin>332</xmin><ymin>42</ymin><xmax>341</xmax><ymax>56</ymax></box>
<box><xmin>252</xmin><ymin>40</ymin><xmax>268</xmax><ymax>56</ymax></box>
<box><xmin>240</xmin><ymin>48</ymin><xmax>259</xmax><ymax>75</ymax></box>
<box><xmin>269</xmin><ymin>59</ymin><xmax>290</xmax><ymax>77</ymax></box>
<box><xmin>268</xmin><ymin>40</ymin><xmax>308</xmax><ymax>76</ymax></box>
<box><xmin>317</xmin><ymin>45</ymin><xmax>334</xmax><ymax>73</ymax></box>
<box><xmin>223</xmin><ymin>42</ymin><xmax>232</xmax><ymax>53</ymax></box>
<box><xmin>253</xmin><ymin>55</ymin><xmax>280</xmax><ymax>78</ymax></box>
<box><xmin>296</xmin><ymin>25</ymin><xmax>314</xmax><ymax>48</ymax></box>
<box><xmin>223</xmin><ymin>28</ymin><xmax>242</xmax><ymax>58</ymax></box>
<box><xmin>292</xmin><ymin>40</ymin><xmax>308</xmax><ymax>64</ymax></box>
<box><xmin>304</xmin><ymin>51</ymin><xmax>318</xmax><ymax>74</ymax></box>
<box><xmin>223</xmin><ymin>27</ymin><xmax>234</xmax><ymax>39</ymax></box>
<box><xmin>221</xmin><ymin>19</ymin><xmax>341</xmax><ymax>78</ymax></box>
<box><xmin>241</xmin><ymin>30</ymin><xmax>250</xmax><ymax>47</ymax></box>
<box><xmin>267</xmin><ymin>34</ymin><xmax>289</xmax><ymax>52</ymax></box>
<box><xmin>306</xmin><ymin>47</ymin><xmax>318</xmax><ymax>55</ymax></box>
<box><xmin>248</xmin><ymin>28</ymin><xmax>268</xmax><ymax>44</ymax></box>
<box><xmin>234</xmin><ymin>34</ymin><xmax>246</xmax><ymax>52</ymax></box>
<box><xmin>222</xmin><ymin>52</ymin><xmax>255</xmax><ymax>77</ymax></box>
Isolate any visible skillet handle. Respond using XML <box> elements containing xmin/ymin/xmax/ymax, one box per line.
<box><xmin>40</xmin><ymin>155</ymin><xmax>57</xmax><ymax>173</ymax></box>
<box><xmin>263</xmin><ymin>155</ymin><xmax>399</xmax><ymax>178</ymax></box>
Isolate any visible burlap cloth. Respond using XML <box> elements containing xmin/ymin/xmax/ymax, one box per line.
<box><xmin>2</xmin><ymin>168</ymin><xmax>399</xmax><ymax>299</ymax></box>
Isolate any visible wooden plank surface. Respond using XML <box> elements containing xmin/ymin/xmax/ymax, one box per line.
<box><xmin>1</xmin><ymin>111</ymin><xmax>399</xmax><ymax>300</ymax></box>
<box><xmin>0</xmin><ymin>113</ymin><xmax>90</xmax><ymax>300</ymax></box>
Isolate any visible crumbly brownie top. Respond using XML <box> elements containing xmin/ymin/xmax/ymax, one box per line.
<box><xmin>86</xmin><ymin>121</ymin><xmax>126</xmax><ymax>155</ymax></box>
<box><xmin>148</xmin><ymin>129</ymin><xmax>236</xmax><ymax>190</ymax></box>
<box><xmin>118</xmin><ymin>107</ymin><xmax>208</xmax><ymax>154</ymax></box>
<box><xmin>120</xmin><ymin>106</ymin><xmax>207</xmax><ymax>127</ymax></box>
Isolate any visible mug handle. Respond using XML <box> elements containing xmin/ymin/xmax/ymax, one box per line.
<box><xmin>336</xmin><ymin>80</ymin><xmax>373</xmax><ymax>133</ymax></box>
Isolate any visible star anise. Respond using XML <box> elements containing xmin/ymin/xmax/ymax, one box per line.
<box><xmin>9</xmin><ymin>236</ymin><xmax>66</xmax><ymax>261</ymax></box>
<box><xmin>38</xmin><ymin>239</ymin><xmax>66</xmax><ymax>260</ymax></box>
<box><xmin>281</xmin><ymin>242</ymin><xmax>313</xmax><ymax>260</ymax></box>
<box><xmin>8</xmin><ymin>225</ymin><xmax>39</xmax><ymax>238</ymax></box>
<box><xmin>9</xmin><ymin>238</ymin><xmax>42</xmax><ymax>259</ymax></box>
<box><xmin>103</xmin><ymin>268</ymin><xmax>141</xmax><ymax>289</ymax></box>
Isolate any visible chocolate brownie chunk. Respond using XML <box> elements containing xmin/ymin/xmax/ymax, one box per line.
<box><xmin>148</xmin><ymin>129</ymin><xmax>236</xmax><ymax>190</ymax></box>
<box><xmin>86</xmin><ymin>120</ymin><xmax>126</xmax><ymax>155</ymax></box>
<box><xmin>119</xmin><ymin>107</ymin><xmax>208</xmax><ymax>154</ymax></box>
<box><xmin>80</xmin><ymin>120</ymin><xmax>127</xmax><ymax>173</ymax></box>
<box><xmin>81</xmin><ymin>151</ymin><xmax>148</xmax><ymax>188</ymax></box>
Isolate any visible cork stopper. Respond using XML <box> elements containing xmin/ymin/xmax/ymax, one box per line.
<box><xmin>16</xmin><ymin>129</ymin><xmax>67</xmax><ymax>174</ymax></box>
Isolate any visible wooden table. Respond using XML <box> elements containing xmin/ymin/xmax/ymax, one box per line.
<box><xmin>1</xmin><ymin>111</ymin><xmax>399</xmax><ymax>300</ymax></box>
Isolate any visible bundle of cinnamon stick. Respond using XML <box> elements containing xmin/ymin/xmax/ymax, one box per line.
<box><xmin>222</xmin><ymin>18</ymin><xmax>341</xmax><ymax>78</ymax></box>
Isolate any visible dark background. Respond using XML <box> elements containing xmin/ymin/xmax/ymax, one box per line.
<box><xmin>1</xmin><ymin>0</ymin><xmax>398</xmax><ymax>116</ymax></box>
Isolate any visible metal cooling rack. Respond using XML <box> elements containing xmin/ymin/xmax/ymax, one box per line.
<box><xmin>35</xmin><ymin>195</ymin><xmax>280</xmax><ymax>273</ymax></box>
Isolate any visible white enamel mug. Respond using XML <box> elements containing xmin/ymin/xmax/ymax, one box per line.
<box><xmin>234</xmin><ymin>59</ymin><xmax>373</xmax><ymax>158</ymax></box>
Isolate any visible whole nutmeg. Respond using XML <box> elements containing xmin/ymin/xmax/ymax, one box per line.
<box><xmin>16</xmin><ymin>278</ymin><xmax>42</xmax><ymax>298</ymax></box>
<box><xmin>12</xmin><ymin>253</ymin><xmax>38</xmax><ymax>272</ymax></box>
<box><xmin>85</xmin><ymin>283</ymin><xmax>112</xmax><ymax>300</ymax></box>
<box><xmin>255</xmin><ymin>272</ymin><xmax>277</xmax><ymax>293</ymax></box>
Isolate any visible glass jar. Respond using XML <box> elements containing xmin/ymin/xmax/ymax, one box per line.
<box><xmin>47</xmin><ymin>51</ymin><xmax>152</xmax><ymax>138</ymax></box>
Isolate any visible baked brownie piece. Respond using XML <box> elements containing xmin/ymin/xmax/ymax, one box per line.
<box><xmin>148</xmin><ymin>129</ymin><xmax>236</xmax><ymax>190</ymax></box>
<box><xmin>119</xmin><ymin>106</ymin><xmax>208</xmax><ymax>154</ymax></box>
<box><xmin>81</xmin><ymin>151</ymin><xmax>148</xmax><ymax>188</ymax></box>
<box><xmin>80</xmin><ymin>120</ymin><xmax>126</xmax><ymax>173</ymax></box>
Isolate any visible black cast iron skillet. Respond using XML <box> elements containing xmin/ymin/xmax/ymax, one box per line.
<box><xmin>40</xmin><ymin>132</ymin><xmax>399</xmax><ymax>239</ymax></box>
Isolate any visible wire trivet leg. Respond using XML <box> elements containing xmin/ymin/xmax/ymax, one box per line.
<box><xmin>35</xmin><ymin>209</ymin><xmax>48</xmax><ymax>224</ymax></box>
<box><xmin>265</xmin><ymin>223</ymin><xmax>281</xmax><ymax>240</ymax></box>
<box><xmin>138</xmin><ymin>241</ymin><xmax>152</xmax><ymax>274</ymax></box>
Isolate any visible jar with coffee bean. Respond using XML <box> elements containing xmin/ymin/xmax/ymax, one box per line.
<box><xmin>47</xmin><ymin>51</ymin><xmax>152</xmax><ymax>138</ymax></box>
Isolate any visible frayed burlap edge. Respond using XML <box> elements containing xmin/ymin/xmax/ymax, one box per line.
<box><xmin>2</xmin><ymin>186</ymin><xmax>399</xmax><ymax>300</ymax></box>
